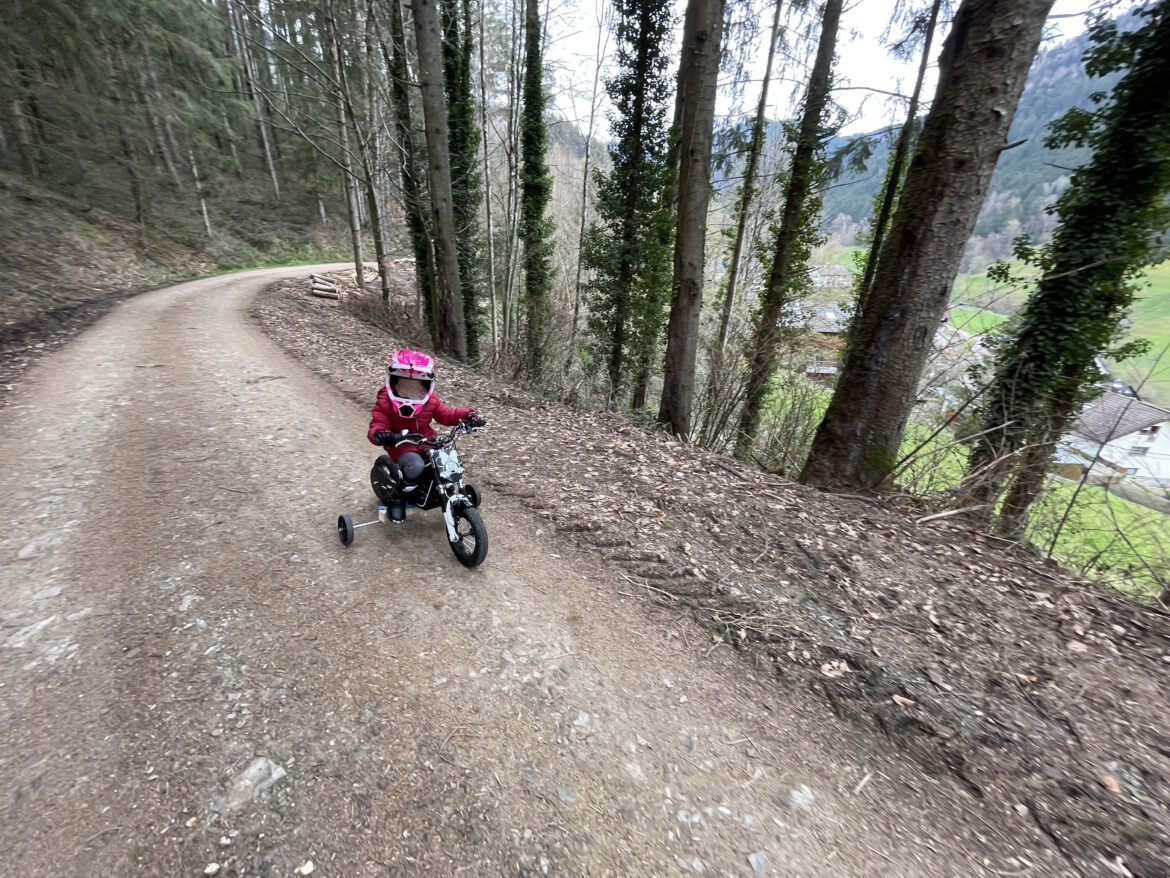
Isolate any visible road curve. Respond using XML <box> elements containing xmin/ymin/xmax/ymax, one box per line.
<box><xmin>0</xmin><ymin>267</ymin><xmax>1045</xmax><ymax>876</ymax></box>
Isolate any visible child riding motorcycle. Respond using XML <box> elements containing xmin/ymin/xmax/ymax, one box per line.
<box><xmin>367</xmin><ymin>349</ymin><xmax>481</xmax><ymax>522</ymax></box>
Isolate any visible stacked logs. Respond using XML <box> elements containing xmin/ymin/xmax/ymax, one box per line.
<box><xmin>309</xmin><ymin>274</ymin><xmax>341</xmax><ymax>299</ymax></box>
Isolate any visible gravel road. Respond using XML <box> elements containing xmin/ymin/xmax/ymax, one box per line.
<box><xmin>0</xmin><ymin>267</ymin><xmax>1063</xmax><ymax>877</ymax></box>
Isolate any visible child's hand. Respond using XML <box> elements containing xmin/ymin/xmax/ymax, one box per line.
<box><xmin>373</xmin><ymin>430</ymin><xmax>395</xmax><ymax>446</ymax></box>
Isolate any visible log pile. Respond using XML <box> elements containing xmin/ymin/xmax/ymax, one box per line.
<box><xmin>309</xmin><ymin>273</ymin><xmax>341</xmax><ymax>299</ymax></box>
<box><xmin>307</xmin><ymin>259</ymin><xmax>418</xmax><ymax>303</ymax></box>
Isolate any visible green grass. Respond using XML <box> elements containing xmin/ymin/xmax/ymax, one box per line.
<box><xmin>817</xmin><ymin>242</ymin><xmax>864</xmax><ymax>272</ymax></box>
<box><xmin>946</xmin><ymin>260</ymin><xmax>1170</xmax><ymax>407</ymax></box>
<box><xmin>808</xmin><ymin>400</ymin><xmax>1170</xmax><ymax>600</ymax></box>
<box><xmin>949</xmin><ymin>305</ymin><xmax>1008</xmax><ymax>336</ymax></box>
<box><xmin>1109</xmin><ymin>261</ymin><xmax>1170</xmax><ymax>408</ymax></box>
<box><xmin>1027</xmin><ymin>477</ymin><xmax>1170</xmax><ymax>600</ymax></box>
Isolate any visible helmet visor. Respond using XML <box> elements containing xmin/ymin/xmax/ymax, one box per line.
<box><xmin>390</xmin><ymin>375</ymin><xmax>432</xmax><ymax>403</ymax></box>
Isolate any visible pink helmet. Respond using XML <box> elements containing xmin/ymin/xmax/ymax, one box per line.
<box><xmin>386</xmin><ymin>349</ymin><xmax>436</xmax><ymax>416</ymax></box>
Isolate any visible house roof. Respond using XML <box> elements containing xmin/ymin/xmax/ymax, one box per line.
<box><xmin>1052</xmin><ymin>445</ymin><xmax>1085</xmax><ymax>466</ymax></box>
<box><xmin>1071</xmin><ymin>391</ymin><xmax>1170</xmax><ymax>444</ymax></box>
<box><xmin>805</xmin><ymin>363</ymin><xmax>838</xmax><ymax>375</ymax></box>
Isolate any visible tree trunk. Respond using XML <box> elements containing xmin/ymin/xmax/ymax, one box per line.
<box><xmin>479</xmin><ymin>0</ymin><xmax>499</xmax><ymax>351</ymax></box>
<box><xmin>856</xmin><ymin>0</ymin><xmax>942</xmax><ymax>309</ymax></box>
<box><xmin>235</xmin><ymin>3</ymin><xmax>282</xmax><ymax>200</ymax></box>
<box><xmin>656</xmin><ymin>0</ymin><xmax>727</xmax><ymax>437</ymax></box>
<box><xmin>997</xmin><ymin>429</ymin><xmax>1061</xmax><ymax>537</ymax></box>
<box><xmin>520</xmin><ymin>0</ymin><xmax>555</xmax><ymax>376</ymax></box>
<box><xmin>10</xmin><ymin>97</ymin><xmax>39</xmax><ymax>180</ymax></box>
<box><xmin>383</xmin><ymin>0</ymin><xmax>440</xmax><ymax>345</ymax></box>
<box><xmin>105</xmin><ymin>48</ymin><xmax>147</xmax><ymax>247</ymax></box>
<box><xmin>221</xmin><ymin>113</ymin><xmax>244</xmax><ymax>179</ymax></box>
<box><xmin>734</xmin><ymin>0</ymin><xmax>841</xmax><ymax>458</ymax></box>
<box><xmin>118</xmin><ymin>121</ymin><xmax>147</xmax><ymax>249</ymax></box>
<box><xmin>189</xmin><ymin>147</ymin><xmax>213</xmax><ymax>238</ymax></box>
<box><xmin>325</xmin><ymin>13</ymin><xmax>366</xmax><ymax>291</ymax></box>
<box><xmin>140</xmin><ymin>69</ymin><xmax>183</xmax><ymax>188</ymax></box>
<box><xmin>715</xmin><ymin>0</ymin><xmax>782</xmax><ymax>357</ymax></box>
<box><xmin>145</xmin><ymin>55</ymin><xmax>188</xmax><ymax>192</ymax></box>
<box><xmin>568</xmin><ymin>1</ymin><xmax>608</xmax><ymax>364</ymax></box>
<box><xmin>413</xmin><ymin>0</ymin><xmax>469</xmax><ymax>358</ymax></box>
<box><xmin>445</xmin><ymin>0</ymin><xmax>484</xmax><ymax>357</ymax></box>
<box><xmin>333</xmin><ymin>0</ymin><xmax>391</xmax><ymax>302</ymax></box>
<box><xmin>801</xmin><ymin>0</ymin><xmax>1053</xmax><ymax>491</ymax></box>
<box><xmin>365</xmin><ymin>183</ymin><xmax>393</xmax><ymax>302</ymax></box>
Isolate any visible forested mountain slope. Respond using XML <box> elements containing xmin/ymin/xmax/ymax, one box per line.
<box><xmin>822</xmin><ymin>22</ymin><xmax>1110</xmax><ymax>269</ymax></box>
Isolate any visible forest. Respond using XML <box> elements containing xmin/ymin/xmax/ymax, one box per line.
<box><xmin>3</xmin><ymin>0</ymin><xmax>1170</xmax><ymax>596</ymax></box>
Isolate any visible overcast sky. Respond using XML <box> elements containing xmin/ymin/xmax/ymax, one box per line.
<box><xmin>543</xmin><ymin>0</ymin><xmax>1096</xmax><ymax>142</ymax></box>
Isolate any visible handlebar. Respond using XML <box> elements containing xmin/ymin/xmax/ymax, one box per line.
<box><xmin>390</xmin><ymin>418</ymin><xmax>486</xmax><ymax>450</ymax></box>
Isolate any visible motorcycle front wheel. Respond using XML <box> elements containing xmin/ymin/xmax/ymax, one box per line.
<box><xmin>449</xmin><ymin>505</ymin><xmax>488</xmax><ymax>568</ymax></box>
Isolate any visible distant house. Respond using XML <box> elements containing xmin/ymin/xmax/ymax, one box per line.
<box><xmin>1065</xmin><ymin>390</ymin><xmax>1170</xmax><ymax>487</ymax></box>
<box><xmin>809</xmin><ymin>263</ymin><xmax>855</xmax><ymax>293</ymax></box>
<box><xmin>1051</xmin><ymin>445</ymin><xmax>1087</xmax><ymax>481</ymax></box>
<box><xmin>808</xmin><ymin>304</ymin><xmax>849</xmax><ymax>335</ymax></box>
<box><xmin>805</xmin><ymin>362</ymin><xmax>838</xmax><ymax>384</ymax></box>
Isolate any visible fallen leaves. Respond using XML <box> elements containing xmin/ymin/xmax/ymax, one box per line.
<box><xmin>254</xmin><ymin>277</ymin><xmax>1170</xmax><ymax>873</ymax></box>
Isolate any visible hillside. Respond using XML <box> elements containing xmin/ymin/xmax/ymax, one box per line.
<box><xmin>0</xmin><ymin>173</ymin><xmax>358</xmax><ymax>403</ymax></box>
<box><xmin>242</xmin><ymin>275</ymin><xmax>1170</xmax><ymax>876</ymax></box>
<box><xmin>821</xmin><ymin>20</ymin><xmax>1111</xmax><ymax>270</ymax></box>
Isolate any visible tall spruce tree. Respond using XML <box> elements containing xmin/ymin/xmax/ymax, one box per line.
<box><xmin>581</xmin><ymin>0</ymin><xmax>676</xmax><ymax>408</ymax></box>
<box><xmin>520</xmin><ymin>0</ymin><xmax>556</xmax><ymax>376</ymax></box>
<box><xmin>443</xmin><ymin>0</ymin><xmax>485</xmax><ymax>357</ymax></box>
<box><xmin>965</xmin><ymin>3</ymin><xmax>1170</xmax><ymax>534</ymax></box>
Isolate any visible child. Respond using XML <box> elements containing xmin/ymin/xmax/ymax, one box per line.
<box><xmin>368</xmin><ymin>349</ymin><xmax>480</xmax><ymax>521</ymax></box>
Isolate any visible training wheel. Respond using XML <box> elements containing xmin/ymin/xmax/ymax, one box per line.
<box><xmin>338</xmin><ymin>514</ymin><xmax>355</xmax><ymax>547</ymax></box>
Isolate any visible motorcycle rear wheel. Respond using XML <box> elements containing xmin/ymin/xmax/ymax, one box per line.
<box><xmin>449</xmin><ymin>505</ymin><xmax>488</xmax><ymax>568</ymax></box>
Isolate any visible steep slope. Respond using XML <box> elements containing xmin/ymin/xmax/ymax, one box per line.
<box><xmin>254</xmin><ymin>277</ymin><xmax>1170</xmax><ymax>877</ymax></box>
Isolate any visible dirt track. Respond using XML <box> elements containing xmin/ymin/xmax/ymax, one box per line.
<box><xmin>1</xmin><ymin>267</ymin><xmax>1074</xmax><ymax>876</ymax></box>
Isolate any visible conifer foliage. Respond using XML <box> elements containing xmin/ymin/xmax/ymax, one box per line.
<box><xmin>581</xmin><ymin>0</ymin><xmax>676</xmax><ymax>408</ymax></box>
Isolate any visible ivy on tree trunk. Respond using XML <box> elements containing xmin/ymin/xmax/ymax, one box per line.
<box><xmin>443</xmin><ymin>0</ymin><xmax>485</xmax><ymax>358</ymax></box>
<box><xmin>412</xmin><ymin>0</ymin><xmax>469</xmax><ymax>360</ymax></box>
<box><xmin>519</xmin><ymin>0</ymin><xmax>555</xmax><ymax>376</ymax></box>
<box><xmin>966</xmin><ymin>4</ymin><xmax>1170</xmax><ymax>535</ymax></box>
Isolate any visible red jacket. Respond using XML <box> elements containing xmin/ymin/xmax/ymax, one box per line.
<box><xmin>367</xmin><ymin>387</ymin><xmax>472</xmax><ymax>461</ymax></box>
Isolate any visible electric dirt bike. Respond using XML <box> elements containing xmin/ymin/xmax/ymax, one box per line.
<box><xmin>337</xmin><ymin>419</ymin><xmax>488</xmax><ymax>568</ymax></box>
